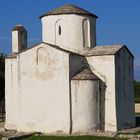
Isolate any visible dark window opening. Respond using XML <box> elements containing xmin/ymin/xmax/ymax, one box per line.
<box><xmin>58</xmin><ymin>25</ymin><xmax>61</xmax><ymax>35</ymax></box>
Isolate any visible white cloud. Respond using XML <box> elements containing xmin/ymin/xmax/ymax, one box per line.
<box><xmin>1</xmin><ymin>36</ymin><xmax>11</xmax><ymax>41</ymax></box>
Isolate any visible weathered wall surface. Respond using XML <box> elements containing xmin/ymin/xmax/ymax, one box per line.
<box><xmin>12</xmin><ymin>31</ymin><xmax>19</xmax><ymax>53</ymax></box>
<box><xmin>6</xmin><ymin>41</ymin><xmax>135</xmax><ymax>133</ymax></box>
<box><xmin>71</xmin><ymin>80</ymin><xmax>100</xmax><ymax>133</ymax></box>
<box><xmin>41</xmin><ymin>14</ymin><xmax>96</xmax><ymax>52</ymax></box>
<box><xmin>115</xmin><ymin>48</ymin><xmax>135</xmax><ymax>129</ymax></box>
<box><xmin>87</xmin><ymin>55</ymin><xmax>117</xmax><ymax>131</ymax></box>
<box><xmin>5</xmin><ymin>57</ymin><xmax>18</xmax><ymax>130</ymax></box>
<box><xmin>5</xmin><ymin>43</ymin><xmax>70</xmax><ymax>134</ymax></box>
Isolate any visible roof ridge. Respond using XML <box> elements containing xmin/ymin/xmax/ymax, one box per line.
<box><xmin>12</xmin><ymin>24</ymin><xmax>26</xmax><ymax>31</ymax></box>
<box><xmin>39</xmin><ymin>4</ymin><xmax>97</xmax><ymax>19</ymax></box>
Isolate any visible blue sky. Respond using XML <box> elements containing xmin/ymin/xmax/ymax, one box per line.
<box><xmin>0</xmin><ymin>0</ymin><xmax>140</xmax><ymax>81</ymax></box>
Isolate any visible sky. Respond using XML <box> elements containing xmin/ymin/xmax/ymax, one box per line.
<box><xmin>0</xmin><ymin>0</ymin><xmax>140</xmax><ymax>81</ymax></box>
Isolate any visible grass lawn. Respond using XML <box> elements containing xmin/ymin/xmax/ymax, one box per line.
<box><xmin>22</xmin><ymin>135</ymin><xmax>127</xmax><ymax>140</ymax></box>
<box><xmin>0</xmin><ymin>113</ymin><xmax>5</xmax><ymax>123</ymax></box>
<box><xmin>0</xmin><ymin>134</ymin><xmax>3</xmax><ymax>139</ymax></box>
<box><xmin>135</xmin><ymin>112</ymin><xmax>140</xmax><ymax>115</ymax></box>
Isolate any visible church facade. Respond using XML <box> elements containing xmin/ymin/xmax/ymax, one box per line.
<box><xmin>5</xmin><ymin>4</ymin><xmax>135</xmax><ymax>134</ymax></box>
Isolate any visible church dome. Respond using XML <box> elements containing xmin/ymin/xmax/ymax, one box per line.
<box><xmin>41</xmin><ymin>4</ymin><xmax>97</xmax><ymax>52</ymax></box>
<box><xmin>40</xmin><ymin>4</ymin><xmax>98</xmax><ymax>18</ymax></box>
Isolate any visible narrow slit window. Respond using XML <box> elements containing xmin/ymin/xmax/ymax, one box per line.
<box><xmin>58</xmin><ymin>25</ymin><xmax>61</xmax><ymax>35</ymax></box>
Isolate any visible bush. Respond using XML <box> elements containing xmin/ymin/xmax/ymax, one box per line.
<box><xmin>134</xmin><ymin>80</ymin><xmax>140</xmax><ymax>103</ymax></box>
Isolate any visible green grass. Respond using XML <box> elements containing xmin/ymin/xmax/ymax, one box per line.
<box><xmin>0</xmin><ymin>134</ymin><xmax>3</xmax><ymax>139</ymax></box>
<box><xmin>135</xmin><ymin>112</ymin><xmax>140</xmax><ymax>115</ymax></box>
<box><xmin>134</xmin><ymin>131</ymin><xmax>140</xmax><ymax>135</ymax></box>
<box><xmin>0</xmin><ymin>113</ymin><xmax>5</xmax><ymax>122</ymax></box>
<box><xmin>22</xmin><ymin>135</ymin><xmax>127</xmax><ymax>140</ymax></box>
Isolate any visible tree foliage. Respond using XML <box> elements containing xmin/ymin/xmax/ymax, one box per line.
<box><xmin>134</xmin><ymin>80</ymin><xmax>140</xmax><ymax>103</ymax></box>
<box><xmin>0</xmin><ymin>53</ymin><xmax>6</xmax><ymax>102</ymax></box>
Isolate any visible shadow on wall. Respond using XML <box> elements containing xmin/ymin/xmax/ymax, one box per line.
<box><xmin>69</xmin><ymin>59</ymin><xmax>106</xmax><ymax>131</ymax></box>
<box><xmin>99</xmin><ymin>80</ymin><xmax>106</xmax><ymax>131</ymax></box>
<box><xmin>69</xmin><ymin>55</ymin><xmax>107</xmax><ymax>131</ymax></box>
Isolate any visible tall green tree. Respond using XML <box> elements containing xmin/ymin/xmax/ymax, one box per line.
<box><xmin>0</xmin><ymin>53</ymin><xmax>6</xmax><ymax>102</ymax></box>
<box><xmin>134</xmin><ymin>80</ymin><xmax>140</xmax><ymax>103</ymax></box>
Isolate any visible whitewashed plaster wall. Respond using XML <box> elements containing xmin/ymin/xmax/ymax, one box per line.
<box><xmin>71</xmin><ymin>80</ymin><xmax>100</xmax><ymax>133</ymax></box>
<box><xmin>41</xmin><ymin>14</ymin><xmax>96</xmax><ymax>52</ymax></box>
<box><xmin>86</xmin><ymin>55</ymin><xmax>117</xmax><ymax>131</ymax></box>
<box><xmin>115</xmin><ymin>48</ymin><xmax>135</xmax><ymax>129</ymax></box>
<box><xmin>12</xmin><ymin>31</ymin><xmax>19</xmax><ymax>53</ymax></box>
<box><xmin>5</xmin><ymin>57</ymin><xmax>18</xmax><ymax>130</ymax></box>
<box><xmin>6</xmin><ymin>41</ymin><xmax>135</xmax><ymax>133</ymax></box>
<box><xmin>5</xmin><ymin>43</ymin><xmax>71</xmax><ymax>134</ymax></box>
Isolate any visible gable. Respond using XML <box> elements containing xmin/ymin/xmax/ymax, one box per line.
<box><xmin>116</xmin><ymin>46</ymin><xmax>134</xmax><ymax>58</ymax></box>
<box><xmin>79</xmin><ymin>45</ymin><xmax>134</xmax><ymax>58</ymax></box>
<box><xmin>72</xmin><ymin>66</ymin><xmax>99</xmax><ymax>80</ymax></box>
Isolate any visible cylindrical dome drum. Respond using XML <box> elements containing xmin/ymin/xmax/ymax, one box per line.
<box><xmin>40</xmin><ymin>4</ymin><xmax>97</xmax><ymax>52</ymax></box>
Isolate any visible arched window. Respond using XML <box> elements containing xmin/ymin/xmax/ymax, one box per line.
<box><xmin>37</xmin><ymin>47</ymin><xmax>47</xmax><ymax>65</ymax></box>
<box><xmin>55</xmin><ymin>19</ymin><xmax>63</xmax><ymax>45</ymax></box>
<box><xmin>83</xmin><ymin>19</ymin><xmax>90</xmax><ymax>47</ymax></box>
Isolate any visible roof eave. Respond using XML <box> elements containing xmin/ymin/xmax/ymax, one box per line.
<box><xmin>39</xmin><ymin>13</ymin><xmax>98</xmax><ymax>19</ymax></box>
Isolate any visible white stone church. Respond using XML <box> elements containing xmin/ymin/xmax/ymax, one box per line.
<box><xmin>5</xmin><ymin>4</ymin><xmax>135</xmax><ymax>134</ymax></box>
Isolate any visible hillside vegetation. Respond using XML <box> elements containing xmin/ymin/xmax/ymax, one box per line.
<box><xmin>135</xmin><ymin>80</ymin><xmax>140</xmax><ymax>103</ymax></box>
<box><xmin>0</xmin><ymin>53</ymin><xmax>5</xmax><ymax>104</ymax></box>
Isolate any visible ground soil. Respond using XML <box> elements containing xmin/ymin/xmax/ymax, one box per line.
<box><xmin>135</xmin><ymin>104</ymin><xmax>140</xmax><ymax>113</ymax></box>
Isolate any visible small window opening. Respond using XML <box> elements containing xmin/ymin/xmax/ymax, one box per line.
<box><xmin>58</xmin><ymin>25</ymin><xmax>61</xmax><ymax>35</ymax></box>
